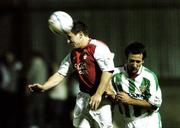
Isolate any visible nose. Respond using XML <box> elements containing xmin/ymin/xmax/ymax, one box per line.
<box><xmin>132</xmin><ymin>62</ymin><xmax>138</xmax><ymax>68</ymax></box>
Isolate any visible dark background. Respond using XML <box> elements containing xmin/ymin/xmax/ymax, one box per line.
<box><xmin>0</xmin><ymin>0</ymin><xmax>180</xmax><ymax>128</ymax></box>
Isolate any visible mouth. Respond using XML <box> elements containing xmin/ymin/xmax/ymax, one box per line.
<box><xmin>129</xmin><ymin>67</ymin><xmax>138</xmax><ymax>72</ymax></box>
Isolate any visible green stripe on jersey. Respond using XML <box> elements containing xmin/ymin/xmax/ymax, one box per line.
<box><xmin>144</xmin><ymin>68</ymin><xmax>159</xmax><ymax>91</ymax></box>
<box><xmin>133</xmin><ymin>105</ymin><xmax>142</xmax><ymax>117</ymax></box>
<box><xmin>141</xmin><ymin>77</ymin><xmax>151</xmax><ymax>99</ymax></box>
<box><xmin>124</xmin><ymin>104</ymin><xmax>131</xmax><ymax>117</ymax></box>
<box><xmin>158</xmin><ymin>112</ymin><xmax>162</xmax><ymax>128</ymax></box>
<box><xmin>128</xmin><ymin>79</ymin><xmax>135</xmax><ymax>93</ymax></box>
<box><xmin>112</xmin><ymin>73</ymin><xmax>123</xmax><ymax>92</ymax></box>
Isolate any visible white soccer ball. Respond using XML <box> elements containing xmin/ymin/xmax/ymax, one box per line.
<box><xmin>48</xmin><ymin>11</ymin><xmax>73</xmax><ymax>35</ymax></box>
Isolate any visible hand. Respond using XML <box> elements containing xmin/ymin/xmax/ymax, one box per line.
<box><xmin>115</xmin><ymin>91</ymin><xmax>132</xmax><ymax>104</ymax></box>
<box><xmin>89</xmin><ymin>94</ymin><xmax>102</xmax><ymax>110</ymax></box>
<box><xmin>28</xmin><ymin>83</ymin><xmax>44</xmax><ymax>93</ymax></box>
<box><xmin>105</xmin><ymin>85</ymin><xmax>116</xmax><ymax>100</ymax></box>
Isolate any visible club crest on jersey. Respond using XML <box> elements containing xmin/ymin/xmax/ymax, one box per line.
<box><xmin>139</xmin><ymin>86</ymin><xmax>146</xmax><ymax>93</ymax></box>
<box><xmin>83</xmin><ymin>54</ymin><xmax>87</xmax><ymax>60</ymax></box>
<box><xmin>81</xmin><ymin>50</ymin><xmax>88</xmax><ymax>60</ymax></box>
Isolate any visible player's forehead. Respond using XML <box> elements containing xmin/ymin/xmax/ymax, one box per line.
<box><xmin>128</xmin><ymin>53</ymin><xmax>143</xmax><ymax>60</ymax></box>
<box><xmin>67</xmin><ymin>31</ymin><xmax>81</xmax><ymax>38</ymax></box>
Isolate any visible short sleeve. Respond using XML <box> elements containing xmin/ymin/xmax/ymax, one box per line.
<box><xmin>146</xmin><ymin>73</ymin><xmax>162</xmax><ymax>110</ymax></box>
<box><xmin>94</xmin><ymin>43</ymin><xmax>115</xmax><ymax>71</ymax></box>
<box><xmin>58</xmin><ymin>53</ymin><xmax>71</xmax><ymax>76</ymax></box>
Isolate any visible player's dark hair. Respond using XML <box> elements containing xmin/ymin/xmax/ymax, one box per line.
<box><xmin>124</xmin><ymin>42</ymin><xmax>147</xmax><ymax>60</ymax></box>
<box><xmin>71</xmin><ymin>21</ymin><xmax>89</xmax><ymax>36</ymax></box>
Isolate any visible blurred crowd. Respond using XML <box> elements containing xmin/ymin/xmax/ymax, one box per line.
<box><xmin>0</xmin><ymin>50</ymin><xmax>79</xmax><ymax>128</ymax></box>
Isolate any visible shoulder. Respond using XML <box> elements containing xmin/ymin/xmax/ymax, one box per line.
<box><xmin>62</xmin><ymin>53</ymin><xmax>71</xmax><ymax>64</ymax></box>
<box><xmin>142</xmin><ymin>66</ymin><xmax>158</xmax><ymax>81</ymax></box>
<box><xmin>113</xmin><ymin>66</ymin><xmax>124</xmax><ymax>75</ymax></box>
<box><xmin>114</xmin><ymin>67</ymin><xmax>121</xmax><ymax>74</ymax></box>
<box><xmin>90</xmin><ymin>39</ymin><xmax>109</xmax><ymax>49</ymax></box>
<box><xmin>90</xmin><ymin>39</ymin><xmax>113</xmax><ymax>58</ymax></box>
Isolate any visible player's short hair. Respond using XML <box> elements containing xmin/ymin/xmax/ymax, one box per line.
<box><xmin>71</xmin><ymin>21</ymin><xmax>89</xmax><ymax>36</ymax></box>
<box><xmin>124</xmin><ymin>41</ymin><xmax>147</xmax><ymax>60</ymax></box>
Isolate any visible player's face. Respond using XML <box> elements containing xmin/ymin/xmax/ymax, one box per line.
<box><xmin>67</xmin><ymin>32</ymin><xmax>82</xmax><ymax>49</ymax></box>
<box><xmin>127</xmin><ymin>53</ymin><xmax>144</xmax><ymax>74</ymax></box>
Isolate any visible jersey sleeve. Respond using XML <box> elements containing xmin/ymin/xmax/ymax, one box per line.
<box><xmin>93</xmin><ymin>43</ymin><xmax>115</xmax><ymax>72</ymax></box>
<box><xmin>146</xmin><ymin>73</ymin><xmax>162</xmax><ymax>110</ymax></box>
<box><xmin>58</xmin><ymin>53</ymin><xmax>71</xmax><ymax>76</ymax></box>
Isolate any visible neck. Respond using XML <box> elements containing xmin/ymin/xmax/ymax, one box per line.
<box><xmin>81</xmin><ymin>36</ymin><xmax>90</xmax><ymax>48</ymax></box>
<box><xmin>126</xmin><ymin>66</ymin><xmax>138</xmax><ymax>79</ymax></box>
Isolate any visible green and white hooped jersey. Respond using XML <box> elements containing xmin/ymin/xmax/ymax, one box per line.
<box><xmin>112</xmin><ymin>65</ymin><xmax>162</xmax><ymax>119</ymax></box>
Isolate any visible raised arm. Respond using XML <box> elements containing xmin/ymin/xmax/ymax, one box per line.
<box><xmin>28</xmin><ymin>72</ymin><xmax>65</xmax><ymax>92</ymax></box>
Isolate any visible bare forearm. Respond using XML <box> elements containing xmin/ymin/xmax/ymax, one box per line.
<box><xmin>129</xmin><ymin>98</ymin><xmax>152</xmax><ymax>108</ymax></box>
<box><xmin>116</xmin><ymin>92</ymin><xmax>152</xmax><ymax>109</ymax></box>
<box><xmin>95</xmin><ymin>71</ymin><xmax>112</xmax><ymax>96</ymax></box>
<box><xmin>89</xmin><ymin>71</ymin><xmax>112</xmax><ymax>110</ymax></box>
<box><xmin>42</xmin><ymin>72</ymin><xmax>64</xmax><ymax>91</ymax></box>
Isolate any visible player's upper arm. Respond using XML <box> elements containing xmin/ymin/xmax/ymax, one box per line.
<box><xmin>58</xmin><ymin>53</ymin><xmax>71</xmax><ymax>76</ymax></box>
<box><xmin>94</xmin><ymin>43</ymin><xmax>115</xmax><ymax>72</ymax></box>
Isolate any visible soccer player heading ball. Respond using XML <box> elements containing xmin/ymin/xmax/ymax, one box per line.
<box><xmin>28</xmin><ymin>14</ymin><xmax>115</xmax><ymax>128</ymax></box>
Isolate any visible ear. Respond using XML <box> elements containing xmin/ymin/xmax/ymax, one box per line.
<box><xmin>142</xmin><ymin>60</ymin><xmax>144</xmax><ymax>64</ymax></box>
